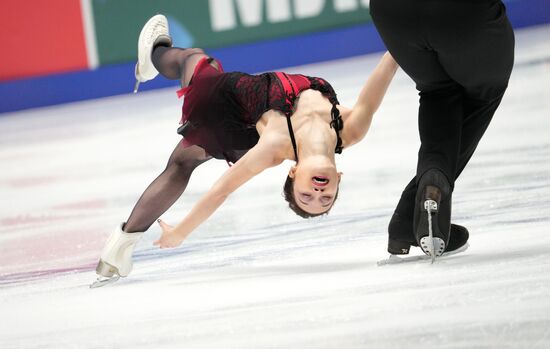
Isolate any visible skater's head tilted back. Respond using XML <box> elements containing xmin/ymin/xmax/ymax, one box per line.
<box><xmin>283</xmin><ymin>157</ymin><xmax>341</xmax><ymax>218</ymax></box>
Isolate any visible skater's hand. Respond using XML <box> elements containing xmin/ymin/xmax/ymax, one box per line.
<box><xmin>154</xmin><ymin>219</ymin><xmax>185</xmax><ymax>248</ymax></box>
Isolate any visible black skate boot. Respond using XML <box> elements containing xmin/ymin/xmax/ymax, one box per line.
<box><xmin>446</xmin><ymin>224</ymin><xmax>469</xmax><ymax>252</ymax></box>
<box><xmin>388</xmin><ymin>213</ymin><xmax>469</xmax><ymax>255</ymax></box>
<box><xmin>414</xmin><ymin>169</ymin><xmax>452</xmax><ymax>262</ymax></box>
<box><xmin>387</xmin><ymin>212</ymin><xmax>417</xmax><ymax>255</ymax></box>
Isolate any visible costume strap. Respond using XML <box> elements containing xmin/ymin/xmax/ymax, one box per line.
<box><xmin>330</xmin><ymin>104</ymin><xmax>344</xmax><ymax>154</ymax></box>
<box><xmin>286</xmin><ymin>116</ymin><xmax>299</xmax><ymax>162</ymax></box>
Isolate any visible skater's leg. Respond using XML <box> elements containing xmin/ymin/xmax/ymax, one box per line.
<box><xmin>453</xmin><ymin>93</ymin><xmax>507</xmax><ymax>179</ymax></box>
<box><xmin>439</xmin><ymin>2</ymin><xmax>515</xmax><ymax>179</ymax></box>
<box><xmin>393</xmin><ymin>178</ymin><xmax>416</xmax><ymax>219</ymax></box>
<box><xmin>372</xmin><ymin>0</ymin><xmax>514</xmax><ymax>171</ymax></box>
<box><xmin>371</xmin><ymin>0</ymin><xmax>474</xmax><ymax>254</ymax></box>
<box><xmin>417</xmin><ymin>3</ymin><xmax>513</xmax><ymax>252</ymax></box>
<box><xmin>385</xmin><ymin>86</ymin><xmax>462</xmax><ymax>254</ymax></box>
<box><xmin>135</xmin><ymin>14</ymin><xmax>218</xmax><ymax>90</ymax></box>
<box><xmin>124</xmin><ymin>142</ymin><xmax>212</xmax><ymax>233</ymax></box>
<box><xmin>396</xmin><ymin>92</ymin><xmax>510</xmax><ymax>216</ymax></box>
<box><xmin>387</xmin><ymin>177</ymin><xmax>417</xmax><ymax>254</ymax></box>
<box><xmin>389</xmin><ymin>13</ymin><xmax>513</xmax><ymax>245</ymax></box>
<box><xmin>372</xmin><ymin>0</ymin><xmax>514</xmax><ymax>252</ymax></box>
<box><xmin>371</xmin><ymin>0</ymin><xmax>464</xmax><ymax>184</ymax></box>
<box><xmin>151</xmin><ymin>46</ymin><xmax>209</xmax><ymax>87</ymax></box>
<box><xmin>416</xmin><ymin>86</ymin><xmax>463</xmax><ymax>184</ymax></box>
<box><xmin>388</xmin><ymin>90</ymin><xmax>507</xmax><ymax>254</ymax></box>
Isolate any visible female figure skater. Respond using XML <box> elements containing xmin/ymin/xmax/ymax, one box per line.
<box><xmin>369</xmin><ymin>0</ymin><xmax>515</xmax><ymax>260</ymax></box>
<box><xmin>92</xmin><ymin>14</ymin><xmax>398</xmax><ymax>287</ymax></box>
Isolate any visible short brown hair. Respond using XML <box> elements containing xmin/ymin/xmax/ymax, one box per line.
<box><xmin>282</xmin><ymin>175</ymin><xmax>339</xmax><ymax>218</ymax></box>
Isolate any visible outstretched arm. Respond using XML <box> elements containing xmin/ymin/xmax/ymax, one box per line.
<box><xmin>154</xmin><ymin>136</ymin><xmax>283</xmax><ymax>248</ymax></box>
<box><xmin>341</xmin><ymin>52</ymin><xmax>399</xmax><ymax>148</ymax></box>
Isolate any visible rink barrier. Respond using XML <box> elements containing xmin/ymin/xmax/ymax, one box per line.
<box><xmin>1</xmin><ymin>0</ymin><xmax>549</xmax><ymax>114</ymax></box>
<box><xmin>0</xmin><ymin>23</ymin><xmax>384</xmax><ymax>114</ymax></box>
<box><xmin>92</xmin><ymin>0</ymin><xmax>372</xmax><ymax>66</ymax></box>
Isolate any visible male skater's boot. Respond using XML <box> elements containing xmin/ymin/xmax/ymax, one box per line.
<box><xmin>414</xmin><ymin>169</ymin><xmax>452</xmax><ymax>262</ymax></box>
<box><xmin>91</xmin><ymin>223</ymin><xmax>143</xmax><ymax>288</ymax></box>
<box><xmin>387</xmin><ymin>212</ymin><xmax>418</xmax><ymax>255</ymax></box>
<box><xmin>388</xmin><ymin>212</ymin><xmax>469</xmax><ymax>255</ymax></box>
<box><xmin>134</xmin><ymin>14</ymin><xmax>172</xmax><ymax>92</ymax></box>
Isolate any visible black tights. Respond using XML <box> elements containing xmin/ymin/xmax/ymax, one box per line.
<box><xmin>124</xmin><ymin>46</ymin><xmax>213</xmax><ymax>233</ymax></box>
<box><xmin>124</xmin><ymin>144</ymin><xmax>211</xmax><ymax>233</ymax></box>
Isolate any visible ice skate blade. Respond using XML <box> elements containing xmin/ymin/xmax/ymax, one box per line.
<box><xmin>90</xmin><ymin>275</ymin><xmax>120</xmax><ymax>289</ymax></box>
<box><xmin>133</xmin><ymin>63</ymin><xmax>141</xmax><ymax>93</ymax></box>
<box><xmin>420</xmin><ymin>237</ymin><xmax>445</xmax><ymax>261</ymax></box>
<box><xmin>377</xmin><ymin>243</ymin><xmax>469</xmax><ymax>266</ymax></box>
<box><xmin>134</xmin><ymin>79</ymin><xmax>140</xmax><ymax>93</ymax></box>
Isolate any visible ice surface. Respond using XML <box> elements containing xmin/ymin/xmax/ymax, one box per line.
<box><xmin>1</xmin><ymin>25</ymin><xmax>550</xmax><ymax>349</ymax></box>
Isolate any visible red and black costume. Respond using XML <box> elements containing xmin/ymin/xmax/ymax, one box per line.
<box><xmin>176</xmin><ymin>57</ymin><xmax>343</xmax><ymax>164</ymax></box>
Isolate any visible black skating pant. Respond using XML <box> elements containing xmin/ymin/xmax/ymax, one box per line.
<box><xmin>370</xmin><ymin>0</ymin><xmax>515</xmax><ymax>235</ymax></box>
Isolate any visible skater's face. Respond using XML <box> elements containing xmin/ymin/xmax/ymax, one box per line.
<box><xmin>288</xmin><ymin>163</ymin><xmax>341</xmax><ymax>215</ymax></box>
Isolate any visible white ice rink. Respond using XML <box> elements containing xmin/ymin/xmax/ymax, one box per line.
<box><xmin>1</xmin><ymin>25</ymin><xmax>550</xmax><ymax>349</ymax></box>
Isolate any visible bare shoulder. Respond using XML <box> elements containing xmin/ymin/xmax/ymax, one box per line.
<box><xmin>255</xmin><ymin>132</ymin><xmax>288</xmax><ymax>165</ymax></box>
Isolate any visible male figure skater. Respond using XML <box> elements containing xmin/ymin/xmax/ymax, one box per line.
<box><xmin>369</xmin><ymin>0</ymin><xmax>515</xmax><ymax>259</ymax></box>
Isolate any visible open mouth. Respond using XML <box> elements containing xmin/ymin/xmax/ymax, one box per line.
<box><xmin>312</xmin><ymin>176</ymin><xmax>329</xmax><ymax>187</ymax></box>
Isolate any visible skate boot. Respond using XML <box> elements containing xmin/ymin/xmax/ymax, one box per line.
<box><xmin>446</xmin><ymin>224</ymin><xmax>469</xmax><ymax>252</ymax></box>
<box><xmin>387</xmin><ymin>212</ymin><xmax>418</xmax><ymax>255</ymax></box>
<box><xmin>414</xmin><ymin>169</ymin><xmax>452</xmax><ymax>263</ymax></box>
<box><xmin>90</xmin><ymin>223</ymin><xmax>143</xmax><ymax>288</ymax></box>
<box><xmin>134</xmin><ymin>14</ymin><xmax>173</xmax><ymax>93</ymax></box>
<box><xmin>388</xmin><ymin>212</ymin><xmax>469</xmax><ymax>255</ymax></box>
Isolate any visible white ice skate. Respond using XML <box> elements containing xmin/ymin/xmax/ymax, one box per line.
<box><xmin>134</xmin><ymin>14</ymin><xmax>172</xmax><ymax>93</ymax></box>
<box><xmin>90</xmin><ymin>223</ymin><xmax>143</xmax><ymax>288</ymax></box>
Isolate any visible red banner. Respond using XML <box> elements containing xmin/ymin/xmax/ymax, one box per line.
<box><xmin>0</xmin><ymin>0</ymin><xmax>88</xmax><ymax>81</ymax></box>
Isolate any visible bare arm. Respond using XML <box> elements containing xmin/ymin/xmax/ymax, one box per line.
<box><xmin>342</xmin><ymin>52</ymin><xmax>399</xmax><ymax>147</ymax></box>
<box><xmin>154</xmin><ymin>136</ymin><xmax>283</xmax><ymax>248</ymax></box>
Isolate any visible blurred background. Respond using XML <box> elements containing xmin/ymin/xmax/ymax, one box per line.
<box><xmin>1</xmin><ymin>0</ymin><xmax>549</xmax><ymax>113</ymax></box>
